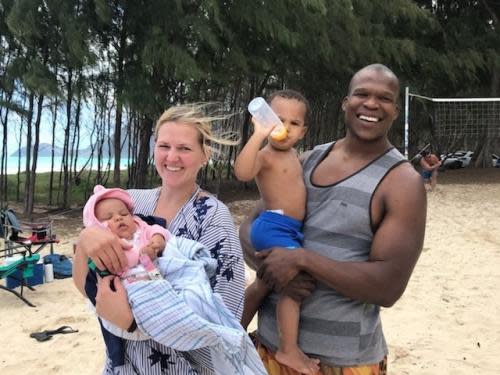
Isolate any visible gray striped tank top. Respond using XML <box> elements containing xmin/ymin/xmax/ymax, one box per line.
<box><xmin>257</xmin><ymin>141</ymin><xmax>407</xmax><ymax>367</ymax></box>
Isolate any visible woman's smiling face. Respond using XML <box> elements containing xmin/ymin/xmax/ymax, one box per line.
<box><xmin>154</xmin><ymin>121</ymin><xmax>208</xmax><ymax>190</ymax></box>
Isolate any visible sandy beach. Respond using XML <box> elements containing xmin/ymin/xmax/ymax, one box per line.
<box><xmin>1</xmin><ymin>169</ymin><xmax>499</xmax><ymax>374</ymax></box>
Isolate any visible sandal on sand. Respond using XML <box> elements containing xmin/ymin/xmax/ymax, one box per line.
<box><xmin>30</xmin><ymin>325</ymin><xmax>78</xmax><ymax>342</ymax></box>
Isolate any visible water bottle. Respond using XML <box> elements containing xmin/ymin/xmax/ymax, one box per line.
<box><xmin>44</xmin><ymin>263</ymin><xmax>54</xmax><ymax>283</ymax></box>
<box><xmin>247</xmin><ymin>97</ymin><xmax>287</xmax><ymax>141</ymax></box>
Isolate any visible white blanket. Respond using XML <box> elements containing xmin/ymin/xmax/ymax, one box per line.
<box><xmin>102</xmin><ymin>236</ymin><xmax>266</xmax><ymax>375</ymax></box>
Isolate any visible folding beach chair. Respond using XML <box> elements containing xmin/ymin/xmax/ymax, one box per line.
<box><xmin>0</xmin><ymin>243</ymin><xmax>40</xmax><ymax>307</ymax></box>
<box><xmin>0</xmin><ymin>208</ymin><xmax>59</xmax><ymax>256</ymax></box>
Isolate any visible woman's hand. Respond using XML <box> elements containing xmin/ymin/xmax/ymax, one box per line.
<box><xmin>96</xmin><ymin>276</ymin><xmax>134</xmax><ymax>330</ymax></box>
<box><xmin>78</xmin><ymin>226</ymin><xmax>130</xmax><ymax>275</ymax></box>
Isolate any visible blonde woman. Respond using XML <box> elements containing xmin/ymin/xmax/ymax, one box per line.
<box><xmin>73</xmin><ymin>104</ymin><xmax>251</xmax><ymax>374</ymax></box>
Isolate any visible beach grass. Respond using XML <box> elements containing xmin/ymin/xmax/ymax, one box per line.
<box><xmin>2</xmin><ymin>169</ymin><xmax>151</xmax><ymax>209</ymax></box>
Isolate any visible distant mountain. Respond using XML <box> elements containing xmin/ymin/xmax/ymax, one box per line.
<box><xmin>76</xmin><ymin>138</ymin><xmax>155</xmax><ymax>157</ymax></box>
<box><xmin>11</xmin><ymin>134</ymin><xmax>153</xmax><ymax>158</ymax></box>
<box><xmin>11</xmin><ymin>143</ymin><xmax>64</xmax><ymax>157</ymax></box>
<box><xmin>11</xmin><ymin>142</ymin><xmax>114</xmax><ymax>158</ymax></box>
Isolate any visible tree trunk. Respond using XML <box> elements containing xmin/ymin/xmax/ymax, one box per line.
<box><xmin>25</xmin><ymin>95</ymin><xmax>44</xmax><ymax>215</ymax></box>
<box><xmin>113</xmin><ymin>6</ymin><xmax>128</xmax><ymax>187</ymax></box>
<box><xmin>127</xmin><ymin>112</ymin><xmax>140</xmax><ymax>187</ymax></box>
<box><xmin>22</xmin><ymin>94</ymin><xmax>35</xmax><ymax>211</ymax></box>
<box><xmin>0</xmin><ymin>89</ymin><xmax>13</xmax><ymax>205</ymax></box>
<box><xmin>114</xmin><ymin>100</ymin><xmax>123</xmax><ymax>186</ymax></box>
<box><xmin>62</xmin><ymin>69</ymin><xmax>73</xmax><ymax>209</ymax></box>
<box><xmin>48</xmin><ymin>96</ymin><xmax>59</xmax><ymax>206</ymax></box>
<box><xmin>135</xmin><ymin>117</ymin><xmax>153</xmax><ymax>188</ymax></box>
<box><xmin>71</xmin><ymin>77</ymin><xmax>83</xmax><ymax>182</ymax></box>
<box><xmin>15</xmin><ymin>105</ymin><xmax>24</xmax><ymax>202</ymax></box>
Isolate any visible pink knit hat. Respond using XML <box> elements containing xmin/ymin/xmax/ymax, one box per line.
<box><xmin>83</xmin><ymin>185</ymin><xmax>134</xmax><ymax>228</ymax></box>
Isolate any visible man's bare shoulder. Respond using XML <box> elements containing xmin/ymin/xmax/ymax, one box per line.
<box><xmin>372</xmin><ymin>161</ymin><xmax>426</xmax><ymax>235</ymax></box>
<box><xmin>383</xmin><ymin>161</ymin><xmax>425</xmax><ymax>196</ymax></box>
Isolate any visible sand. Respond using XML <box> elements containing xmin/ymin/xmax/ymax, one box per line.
<box><xmin>1</xmin><ymin>169</ymin><xmax>499</xmax><ymax>374</ymax></box>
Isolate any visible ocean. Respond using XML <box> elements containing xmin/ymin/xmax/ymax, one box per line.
<box><xmin>4</xmin><ymin>156</ymin><xmax>132</xmax><ymax>175</ymax></box>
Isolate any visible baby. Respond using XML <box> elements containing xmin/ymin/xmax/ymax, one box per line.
<box><xmin>234</xmin><ymin>90</ymin><xmax>319</xmax><ymax>374</ymax></box>
<box><xmin>82</xmin><ymin>185</ymin><xmax>168</xmax><ymax>284</ymax></box>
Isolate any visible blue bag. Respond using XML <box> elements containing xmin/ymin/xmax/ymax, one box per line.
<box><xmin>44</xmin><ymin>254</ymin><xmax>72</xmax><ymax>279</ymax></box>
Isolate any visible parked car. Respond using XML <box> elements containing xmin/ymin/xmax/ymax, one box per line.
<box><xmin>440</xmin><ymin>151</ymin><xmax>474</xmax><ymax>169</ymax></box>
<box><xmin>492</xmin><ymin>154</ymin><xmax>500</xmax><ymax>168</ymax></box>
<box><xmin>440</xmin><ymin>151</ymin><xmax>500</xmax><ymax>169</ymax></box>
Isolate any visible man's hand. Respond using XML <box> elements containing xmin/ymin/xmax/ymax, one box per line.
<box><xmin>282</xmin><ymin>272</ymin><xmax>316</xmax><ymax>302</ymax></box>
<box><xmin>256</xmin><ymin>247</ymin><xmax>304</xmax><ymax>292</ymax></box>
<box><xmin>96</xmin><ymin>276</ymin><xmax>134</xmax><ymax>330</ymax></box>
<box><xmin>239</xmin><ymin>200</ymin><xmax>264</xmax><ymax>270</ymax></box>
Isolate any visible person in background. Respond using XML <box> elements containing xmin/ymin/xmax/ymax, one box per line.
<box><xmin>420</xmin><ymin>151</ymin><xmax>441</xmax><ymax>191</ymax></box>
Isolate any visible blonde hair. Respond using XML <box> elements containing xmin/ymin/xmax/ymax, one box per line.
<box><xmin>155</xmin><ymin>103</ymin><xmax>240</xmax><ymax>158</ymax></box>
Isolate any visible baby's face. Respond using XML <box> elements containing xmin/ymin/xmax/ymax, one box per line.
<box><xmin>95</xmin><ymin>198</ymin><xmax>136</xmax><ymax>240</ymax></box>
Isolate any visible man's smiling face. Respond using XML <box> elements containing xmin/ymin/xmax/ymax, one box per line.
<box><xmin>342</xmin><ymin>67</ymin><xmax>400</xmax><ymax>143</ymax></box>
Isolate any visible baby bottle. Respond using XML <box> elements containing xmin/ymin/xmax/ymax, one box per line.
<box><xmin>247</xmin><ymin>97</ymin><xmax>287</xmax><ymax>141</ymax></box>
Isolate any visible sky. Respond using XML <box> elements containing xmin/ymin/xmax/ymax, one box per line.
<box><xmin>2</xmin><ymin>101</ymin><xmax>99</xmax><ymax>156</ymax></box>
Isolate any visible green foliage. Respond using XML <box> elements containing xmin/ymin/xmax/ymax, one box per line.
<box><xmin>0</xmin><ymin>99</ymin><xmax>29</xmax><ymax>116</ymax></box>
<box><xmin>410</xmin><ymin>0</ymin><xmax>499</xmax><ymax>96</ymax></box>
<box><xmin>2</xmin><ymin>0</ymin><xmax>500</xmax><ymax>210</ymax></box>
<box><xmin>5</xmin><ymin>0</ymin><xmax>42</xmax><ymax>42</ymax></box>
<box><xmin>3</xmin><ymin>169</ymin><xmax>135</xmax><ymax>207</ymax></box>
<box><xmin>94</xmin><ymin>0</ymin><xmax>112</xmax><ymax>23</ymax></box>
<box><xmin>23</xmin><ymin>59</ymin><xmax>58</xmax><ymax>96</ymax></box>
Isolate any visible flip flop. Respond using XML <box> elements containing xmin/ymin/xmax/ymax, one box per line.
<box><xmin>30</xmin><ymin>325</ymin><xmax>78</xmax><ymax>342</ymax></box>
<box><xmin>30</xmin><ymin>331</ymin><xmax>52</xmax><ymax>342</ymax></box>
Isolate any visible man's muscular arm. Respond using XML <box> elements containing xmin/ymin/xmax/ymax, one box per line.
<box><xmin>257</xmin><ymin>163</ymin><xmax>427</xmax><ymax>307</ymax></box>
